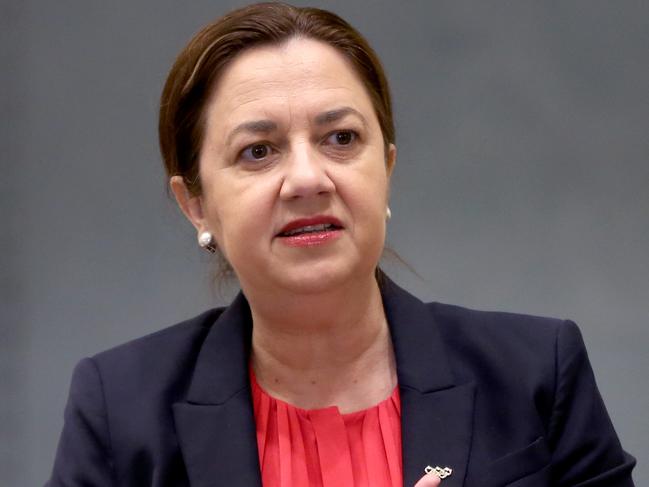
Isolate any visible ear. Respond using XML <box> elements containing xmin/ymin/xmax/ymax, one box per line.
<box><xmin>170</xmin><ymin>176</ymin><xmax>206</xmax><ymax>232</ymax></box>
<box><xmin>386</xmin><ymin>143</ymin><xmax>397</xmax><ymax>180</ymax></box>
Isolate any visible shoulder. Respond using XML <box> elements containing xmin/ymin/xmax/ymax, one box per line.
<box><xmin>425</xmin><ymin>301</ymin><xmax>603</xmax><ymax>434</ymax></box>
<box><xmin>431</xmin><ymin>300</ymin><xmax>583</xmax><ymax>344</ymax></box>
<box><xmin>425</xmin><ymin>302</ymin><xmax>585</xmax><ymax>414</ymax></box>
<box><xmin>427</xmin><ymin>301</ymin><xmax>581</xmax><ymax>363</ymax></box>
<box><xmin>429</xmin><ymin>300</ymin><xmax>588</xmax><ymax>366</ymax></box>
<box><xmin>94</xmin><ymin>307</ymin><xmax>224</xmax><ymax>365</ymax></box>
<box><xmin>96</xmin><ymin>307</ymin><xmax>223</xmax><ymax>357</ymax></box>
<box><xmin>383</xmin><ymin>278</ymin><xmax>581</xmax><ymax>395</ymax></box>
<box><xmin>429</xmin><ymin>300</ymin><xmax>569</xmax><ymax>343</ymax></box>
<box><xmin>424</xmin><ymin>302</ymin><xmax>635</xmax><ymax>484</ymax></box>
<box><xmin>80</xmin><ymin>307</ymin><xmax>226</xmax><ymax>401</ymax></box>
<box><xmin>50</xmin><ymin>308</ymin><xmax>228</xmax><ymax>485</ymax></box>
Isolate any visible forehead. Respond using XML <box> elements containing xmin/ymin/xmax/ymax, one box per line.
<box><xmin>204</xmin><ymin>37</ymin><xmax>376</xmax><ymax>132</ymax></box>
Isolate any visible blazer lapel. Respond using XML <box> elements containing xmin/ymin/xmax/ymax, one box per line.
<box><xmin>382</xmin><ymin>278</ymin><xmax>476</xmax><ymax>487</ymax></box>
<box><xmin>399</xmin><ymin>385</ymin><xmax>475</xmax><ymax>487</ymax></box>
<box><xmin>172</xmin><ymin>294</ymin><xmax>262</xmax><ymax>487</ymax></box>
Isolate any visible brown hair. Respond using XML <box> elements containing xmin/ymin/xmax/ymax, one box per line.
<box><xmin>158</xmin><ymin>1</ymin><xmax>394</xmax><ymax>196</ymax></box>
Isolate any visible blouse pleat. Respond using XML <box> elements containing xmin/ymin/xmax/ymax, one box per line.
<box><xmin>250</xmin><ymin>371</ymin><xmax>402</xmax><ymax>487</ymax></box>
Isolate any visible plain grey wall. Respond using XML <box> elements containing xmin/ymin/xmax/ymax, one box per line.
<box><xmin>3</xmin><ymin>1</ymin><xmax>647</xmax><ymax>485</ymax></box>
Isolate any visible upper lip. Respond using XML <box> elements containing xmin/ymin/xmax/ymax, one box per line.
<box><xmin>277</xmin><ymin>215</ymin><xmax>344</xmax><ymax>236</ymax></box>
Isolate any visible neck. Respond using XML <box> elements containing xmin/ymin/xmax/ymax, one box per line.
<box><xmin>246</xmin><ymin>274</ymin><xmax>397</xmax><ymax>413</ymax></box>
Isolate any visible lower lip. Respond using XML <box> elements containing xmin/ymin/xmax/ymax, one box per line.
<box><xmin>279</xmin><ymin>229</ymin><xmax>342</xmax><ymax>247</ymax></box>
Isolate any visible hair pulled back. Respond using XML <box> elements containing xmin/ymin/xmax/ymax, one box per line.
<box><xmin>159</xmin><ymin>2</ymin><xmax>394</xmax><ymax>195</ymax></box>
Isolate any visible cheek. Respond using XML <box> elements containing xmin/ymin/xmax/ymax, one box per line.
<box><xmin>338</xmin><ymin>164</ymin><xmax>389</xmax><ymax>212</ymax></box>
<box><xmin>204</xmin><ymin>178</ymin><xmax>278</xmax><ymax>254</ymax></box>
<box><xmin>334</xmin><ymin>172</ymin><xmax>389</xmax><ymax>246</ymax></box>
<box><xmin>209</xmin><ymin>200</ymin><xmax>247</xmax><ymax>246</ymax></box>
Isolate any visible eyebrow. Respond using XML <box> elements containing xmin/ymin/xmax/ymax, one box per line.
<box><xmin>225</xmin><ymin>107</ymin><xmax>366</xmax><ymax>146</ymax></box>
<box><xmin>314</xmin><ymin>107</ymin><xmax>367</xmax><ymax>126</ymax></box>
<box><xmin>226</xmin><ymin>119</ymin><xmax>278</xmax><ymax>146</ymax></box>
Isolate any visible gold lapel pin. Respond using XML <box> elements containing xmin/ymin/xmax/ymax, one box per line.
<box><xmin>425</xmin><ymin>465</ymin><xmax>453</xmax><ymax>479</ymax></box>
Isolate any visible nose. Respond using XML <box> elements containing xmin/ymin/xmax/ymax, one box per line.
<box><xmin>279</xmin><ymin>143</ymin><xmax>335</xmax><ymax>200</ymax></box>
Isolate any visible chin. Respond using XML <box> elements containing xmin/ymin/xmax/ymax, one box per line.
<box><xmin>275</xmin><ymin>258</ymin><xmax>378</xmax><ymax>296</ymax></box>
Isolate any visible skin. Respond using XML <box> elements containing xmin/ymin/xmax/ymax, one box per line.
<box><xmin>171</xmin><ymin>37</ymin><xmax>398</xmax><ymax>413</ymax></box>
<box><xmin>414</xmin><ymin>474</ymin><xmax>442</xmax><ymax>487</ymax></box>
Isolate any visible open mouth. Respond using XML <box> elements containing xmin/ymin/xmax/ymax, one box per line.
<box><xmin>276</xmin><ymin>217</ymin><xmax>344</xmax><ymax>246</ymax></box>
<box><xmin>279</xmin><ymin>223</ymin><xmax>342</xmax><ymax>237</ymax></box>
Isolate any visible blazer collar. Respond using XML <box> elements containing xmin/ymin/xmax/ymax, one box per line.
<box><xmin>380</xmin><ymin>276</ymin><xmax>456</xmax><ymax>392</ymax></box>
<box><xmin>173</xmin><ymin>293</ymin><xmax>261</xmax><ymax>487</ymax></box>
<box><xmin>174</xmin><ymin>277</ymin><xmax>474</xmax><ymax>487</ymax></box>
<box><xmin>184</xmin><ymin>292</ymin><xmax>252</xmax><ymax>405</ymax></box>
<box><xmin>380</xmin><ymin>278</ymin><xmax>475</xmax><ymax>486</ymax></box>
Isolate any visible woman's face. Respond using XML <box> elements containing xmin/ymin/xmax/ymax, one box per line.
<box><xmin>174</xmin><ymin>37</ymin><xmax>395</xmax><ymax>296</ymax></box>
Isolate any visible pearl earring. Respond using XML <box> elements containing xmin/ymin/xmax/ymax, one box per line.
<box><xmin>386</xmin><ymin>206</ymin><xmax>392</xmax><ymax>220</ymax></box>
<box><xmin>198</xmin><ymin>231</ymin><xmax>216</xmax><ymax>253</ymax></box>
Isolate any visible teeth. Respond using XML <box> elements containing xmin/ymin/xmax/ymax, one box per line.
<box><xmin>283</xmin><ymin>223</ymin><xmax>334</xmax><ymax>236</ymax></box>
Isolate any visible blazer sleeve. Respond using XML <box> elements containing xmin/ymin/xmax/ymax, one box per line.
<box><xmin>548</xmin><ymin>320</ymin><xmax>635</xmax><ymax>486</ymax></box>
<box><xmin>46</xmin><ymin>357</ymin><xmax>115</xmax><ymax>487</ymax></box>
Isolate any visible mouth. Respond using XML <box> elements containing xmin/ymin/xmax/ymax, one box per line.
<box><xmin>279</xmin><ymin>222</ymin><xmax>342</xmax><ymax>237</ymax></box>
<box><xmin>277</xmin><ymin>216</ymin><xmax>343</xmax><ymax>238</ymax></box>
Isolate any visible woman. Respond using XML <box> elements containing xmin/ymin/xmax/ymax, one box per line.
<box><xmin>47</xmin><ymin>3</ymin><xmax>635</xmax><ymax>487</ymax></box>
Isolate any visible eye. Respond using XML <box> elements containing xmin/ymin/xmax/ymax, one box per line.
<box><xmin>240</xmin><ymin>143</ymin><xmax>272</xmax><ymax>162</ymax></box>
<box><xmin>325</xmin><ymin>130</ymin><xmax>357</xmax><ymax>146</ymax></box>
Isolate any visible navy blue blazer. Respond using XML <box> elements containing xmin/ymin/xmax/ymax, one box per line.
<box><xmin>47</xmin><ymin>278</ymin><xmax>635</xmax><ymax>486</ymax></box>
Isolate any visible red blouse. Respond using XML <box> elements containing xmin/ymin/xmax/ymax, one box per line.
<box><xmin>250</xmin><ymin>371</ymin><xmax>403</xmax><ymax>487</ymax></box>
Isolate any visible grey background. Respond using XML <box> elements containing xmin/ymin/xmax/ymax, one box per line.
<box><xmin>2</xmin><ymin>1</ymin><xmax>647</xmax><ymax>485</ymax></box>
